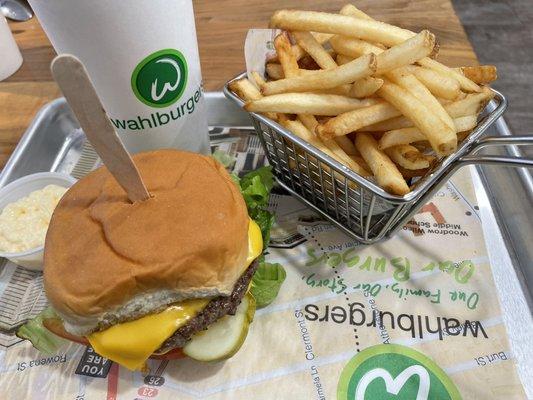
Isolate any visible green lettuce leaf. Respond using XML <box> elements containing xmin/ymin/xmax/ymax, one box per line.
<box><xmin>212</xmin><ymin>150</ymin><xmax>236</xmax><ymax>168</ymax></box>
<box><xmin>240</xmin><ymin>166</ymin><xmax>274</xmax><ymax>196</ymax></box>
<box><xmin>251</xmin><ymin>262</ymin><xmax>287</xmax><ymax>308</ymax></box>
<box><xmin>241</xmin><ymin>175</ymin><xmax>269</xmax><ymax>209</ymax></box>
<box><xmin>16</xmin><ymin>307</ymin><xmax>65</xmax><ymax>354</ymax></box>
<box><xmin>239</xmin><ymin>167</ymin><xmax>275</xmax><ymax>250</ymax></box>
<box><xmin>229</xmin><ymin>172</ymin><xmax>240</xmax><ymax>186</ymax></box>
<box><xmin>238</xmin><ymin>167</ymin><xmax>285</xmax><ymax>307</ymax></box>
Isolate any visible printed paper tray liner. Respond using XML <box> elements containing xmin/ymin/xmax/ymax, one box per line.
<box><xmin>0</xmin><ymin>134</ymin><xmax>526</xmax><ymax>400</ymax></box>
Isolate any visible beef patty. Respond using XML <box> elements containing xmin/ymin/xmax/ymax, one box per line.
<box><xmin>156</xmin><ymin>258</ymin><xmax>259</xmax><ymax>353</ymax></box>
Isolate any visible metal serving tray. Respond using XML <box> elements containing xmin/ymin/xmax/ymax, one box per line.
<box><xmin>0</xmin><ymin>93</ymin><xmax>531</xmax><ymax>390</ymax></box>
<box><xmin>0</xmin><ymin>93</ymin><xmax>252</xmax><ymax>186</ymax></box>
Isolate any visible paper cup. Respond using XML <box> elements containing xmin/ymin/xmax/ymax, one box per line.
<box><xmin>29</xmin><ymin>0</ymin><xmax>210</xmax><ymax>155</ymax></box>
<box><xmin>0</xmin><ymin>15</ymin><xmax>23</xmax><ymax>81</ymax></box>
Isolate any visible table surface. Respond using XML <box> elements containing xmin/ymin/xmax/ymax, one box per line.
<box><xmin>0</xmin><ymin>0</ymin><xmax>477</xmax><ymax>169</ymax></box>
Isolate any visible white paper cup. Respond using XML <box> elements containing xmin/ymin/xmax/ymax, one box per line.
<box><xmin>0</xmin><ymin>15</ymin><xmax>23</xmax><ymax>81</ymax></box>
<box><xmin>29</xmin><ymin>0</ymin><xmax>210</xmax><ymax>155</ymax></box>
<box><xmin>0</xmin><ymin>173</ymin><xmax>77</xmax><ymax>270</ymax></box>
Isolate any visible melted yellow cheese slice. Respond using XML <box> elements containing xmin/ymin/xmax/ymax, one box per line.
<box><xmin>88</xmin><ymin>299</ymin><xmax>208</xmax><ymax>370</ymax></box>
<box><xmin>88</xmin><ymin>219</ymin><xmax>263</xmax><ymax>370</ymax></box>
<box><xmin>247</xmin><ymin>218</ymin><xmax>263</xmax><ymax>265</ymax></box>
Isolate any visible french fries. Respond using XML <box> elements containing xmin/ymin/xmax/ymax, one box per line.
<box><xmin>282</xmin><ymin>119</ymin><xmax>369</xmax><ymax>176</ymax></box>
<box><xmin>311</xmin><ymin>84</ymin><xmax>354</xmax><ymax>97</ymax></box>
<box><xmin>444</xmin><ymin>88</ymin><xmax>494</xmax><ymax>117</ymax></box>
<box><xmin>262</xmin><ymin>54</ymin><xmax>376</xmax><ymax>95</ymax></box>
<box><xmin>397</xmin><ymin>166</ymin><xmax>429</xmax><ymax>179</ymax></box>
<box><xmin>449</xmin><ymin>115</ymin><xmax>478</xmax><ymax>132</ymax></box>
<box><xmin>229</xmin><ymin>78</ymin><xmax>261</xmax><ymax>101</ymax></box>
<box><xmin>455</xmin><ymin>65</ymin><xmax>497</xmax><ymax>84</ymax></box>
<box><xmin>265</xmin><ymin>63</ymin><xmax>285</xmax><ymax>80</ymax></box>
<box><xmin>364</xmin><ymin>115</ymin><xmax>414</xmax><ymax>132</ymax></box>
<box><xmin>311</xmin><ymin>33</ymin><xmax>336</xmax><ymax>46</ymax></box>
<box><xmin>331</xmin><ymin>31</ymin><xmax>437</xmax><ymax>73</ymax></box>
<box><xmin>270</xmin><ymin>10</ymin><xmax>413</xmax><ymax>46</ymax></box>
<box><xmin>250</xmin><ymin>71</ymin><xmax>267</xmax><ymax>88</ymax></box>
<box><xmin>334</xmin><ymin>135</ymin><xmax>359</xmax><ymax>155</ymax></box>
<box><xmin>417</xmin><ymin>57</ymin><xmax>480</xmax><ymax>92</ymax></box>
<box><xmin>323</xmin><ymin>138</ymin><xmax>371</xmax><ymax>176</ymax></box>
<box><xmin>350</xmin><ymin>77</ymin><xmax>384</xmax><ymax>98</ymax></box>
<box><xmin>275</xmin><ymin>33</ymin><xmax>299</xmax><ymax>78</ymax></box>
<box><xmin>367</xmin><ymin>113</ymin><xmax>477</xmax><ymax>133</ymax></box>
<box><xmin>228</xmin><ymin>78</ymin><xmax>277</xmax><ymax>121</ymax></box>
<box><xmin>292</xmin><ymin>31</ymin><xmax>337</xmax><ymax>69</ymax></box>
<box><xmin>245</xmin><ymin>93</ymin><xmax>378</xmax><ymax>116</ymax></box>
<box><xmin>281</xmin><ymin>119</ymin><xmax>334</xmax><ymax>157</ymax></box>
<box><xmin>297</xmin><ymin>114</ymin><xmax>319</xmax><ymax>132</ymax></box>
<box><xmin>350</xmin><ymin>155</ymin><xmax>371</xmax><ymax>172</ymax></box>
<box><xmin>355</xmin><ymin>133</ymin><xmax>410</xmax><ymax>195</ymax></box>
<box><xmin>379</xmin><ymin>115</ymin><xmax>477</xmax><ymax>149</ymax></box>
<box><xmin>331</xmin><ymin>5</ymin><xmax>480</xmax><ymax>93</ymax></box>
<box><xmin>339</xmin><ymin>4</ymin><xmax>373</xmax><ymax>20</ymax></box>
<box><xmin>408</xmin><ymin>66</ymin><xmax>461</xmax><ymax>100</ymax></box>
<box><xmin>316</xmin><ymin>102</ymin><xmax>402</xmax><ymax>139</ymax></box>
<box><xmin>375</xmin><ymin>30</ymin><xmax>437</xmax><ymax>73</ymax></box>
<box><xmin>275</xmin><ymin>32</ymin><xmax>333</xmax><ymax>62</ymax></box>
<box><xmin>336</xmin><ymin>54</ymin><xmax>354</xmax><ymax>65</ymax></box>
<box><xmin>295</xmin><ymin>114</ymin><xmax>370</xmax><ymax>175</ymax></box>
<box><xmin>330</xmin><ymin>36</ymin><xmax>382</xmax><ymax>59</ymax></box>
<box><xmin>228</xmin><ymin>5</ymin><xmax>497</xmax><ymax>196</ymax></box>
<box><xmin>384</xmin><ymin>145</ymin><xmax>432</xmax><ymax>170</ymax></box>
<box><xmin>379</xmin><ymin>128</ymin><xmax>426</xmax><ymax>149</ymax></box>
<box><xmin>386</xmin><ymin>68</ymin><xmax>455</xmax><ymax>131</ymax></box>
<box><xmin>265</xmin><ymin>63</ymin><xmax>323</xmax><ymax>80</ymax></box>
<box><xmin>377</xmin><ymin>81</ymin><xmax>457</xmax><ymax>156</ymax></box>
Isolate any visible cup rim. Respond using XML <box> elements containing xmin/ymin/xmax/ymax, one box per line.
<box><xmin>0</xmin><ymin>244</ymin><xmax>44</xmax><ymax>259</ymax></box>
<box><xmin>0</xmin><ymin>172</ymin><xmax>77</xmax><ymax>191</ymax></box>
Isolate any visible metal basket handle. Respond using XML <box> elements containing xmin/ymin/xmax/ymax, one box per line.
<box><xmin>458</xmin><ymin>135</ymin><xmax>533</xmax><ymax>168</ymax></box>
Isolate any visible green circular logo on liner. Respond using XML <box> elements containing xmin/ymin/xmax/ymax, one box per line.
<box><xmin>337</xmin><ymin>344</ymin><xmax>462</xmax><ymax>400</ymax></box>
<box><xmin>131</xmin><ymin>49</ymin><xmax>188</xmax><ymax>108</ymax></box>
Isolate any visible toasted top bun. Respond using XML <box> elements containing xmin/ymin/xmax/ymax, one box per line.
<box><xmin>44</xmin><ymin>150</ymin><xmax>249</xmax><ymax>335</ymax></box>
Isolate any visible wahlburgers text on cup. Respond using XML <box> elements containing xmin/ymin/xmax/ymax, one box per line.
<box><xmin>29</xmin><ymin>0</ymin><xmax>210</xmax><ymax>154</ymax></box>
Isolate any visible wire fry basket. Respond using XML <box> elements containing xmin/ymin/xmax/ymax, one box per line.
<box><xmin>224</xmin><ymin>72</ymin><xmax>533</xmax><ymax>244</ymax></box>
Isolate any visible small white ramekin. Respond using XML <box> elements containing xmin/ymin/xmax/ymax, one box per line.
<box><xmin>0</xmin><ymin>172</ymin><xmax>77</xmax><ymax>270</ymax></box>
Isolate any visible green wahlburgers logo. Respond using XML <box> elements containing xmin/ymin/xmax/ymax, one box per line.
<box><xmin>338</xmin><ymin>344</ymin><xmax>461</xmax><ymax>400</ymax></box>
<box><xmin>131</xmin><ymin>49</ymin><xmax>188</xmax><ymax>108</ymax></box>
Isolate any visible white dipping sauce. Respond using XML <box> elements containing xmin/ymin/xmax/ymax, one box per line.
<box><xmin>0</xmin><ymin>184</ymin><xmax>67</xmax><ymax>253</ymax></box>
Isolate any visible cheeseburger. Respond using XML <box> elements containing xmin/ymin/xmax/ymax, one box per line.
<box><xmin>41</xmin><ymin>149</ymin><xmax>265</xmax><ymax>370</ymax></box>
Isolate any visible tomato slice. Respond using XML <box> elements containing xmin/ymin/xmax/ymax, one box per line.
<box><xmin>42</xmin><ymin>318</ymin><xmax>186</xmax><ymax>360</ymax></box>
<box><xmin>150</xmin><ymin>348</ymin><xmax>186</xmax><ymax>360</ymax></box>
<box><xmin>43</xmin><ymin>318</ymin><xmax>89</xmax><ymax>345</ymax></box>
